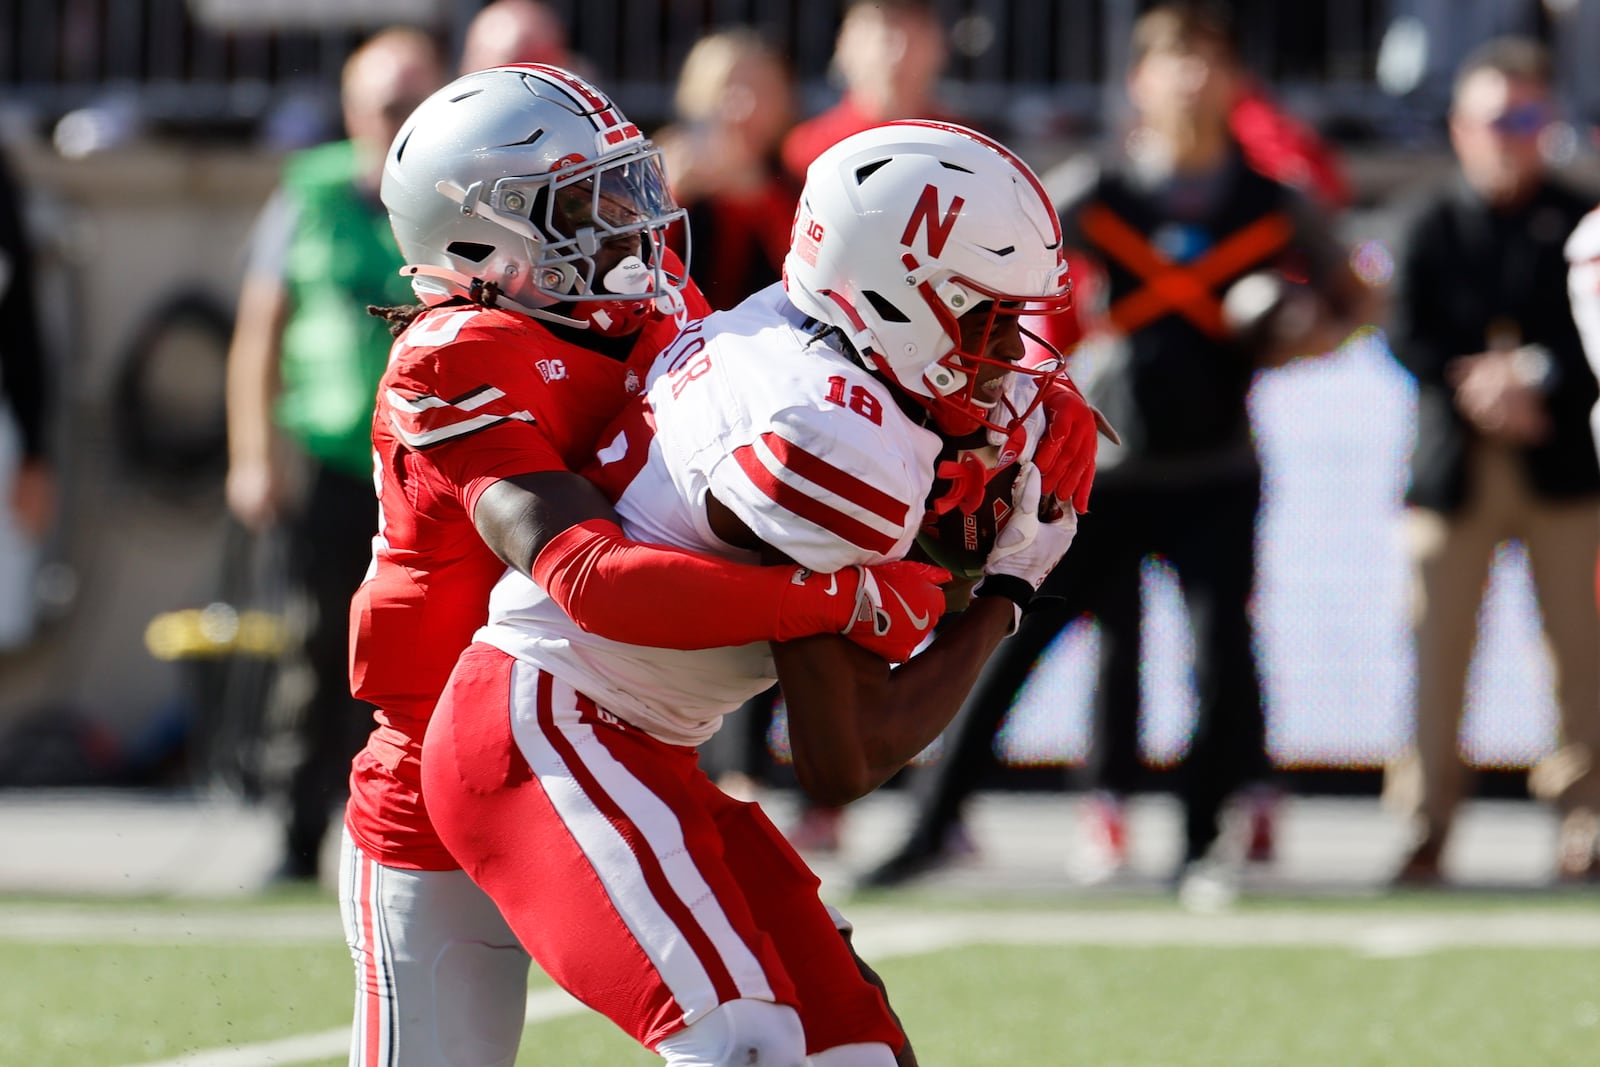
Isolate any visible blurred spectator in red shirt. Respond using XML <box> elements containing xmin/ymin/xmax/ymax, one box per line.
<box><xmin>657</xmin><ymin>28</ymin><xmax>799</xmax><ymax>311</ymax></box>
<box><xmin>1230</xmin><ymin>77</ymin><xmax>1352</xmax><ymax>210</ymax></box>
<box><xmin>781</xmin><ymin>0</ymin><xmax>952</xmax><ymax>184</ymax></box>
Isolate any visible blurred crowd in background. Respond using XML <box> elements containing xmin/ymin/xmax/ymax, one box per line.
<box><xmin>4</xmin><ymin>0</ymin><xmax>1600</xmax><ymax>894</ymax></box>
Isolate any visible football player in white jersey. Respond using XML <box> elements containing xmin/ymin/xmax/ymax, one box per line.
<box><xmin>423</xmin><ymin>121</ymin><xmax>1094</xmax><ymax>1067</ymax></box>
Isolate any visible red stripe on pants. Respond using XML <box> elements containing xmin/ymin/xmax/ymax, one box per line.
<box><xmin>359</xmin><ymin>853</ymin><xmax>382</xmax><ymax>1066</ymax></box>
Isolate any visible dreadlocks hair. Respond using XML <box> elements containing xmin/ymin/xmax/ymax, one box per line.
<box><xmin>367</xmin><ymin>303</ymin><xmax>428</xmax><ymax>337</ymax></box>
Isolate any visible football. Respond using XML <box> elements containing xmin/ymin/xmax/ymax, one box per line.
<box><xmin>913</xmin><ymin>444</ymin><xmax>1023</xmax><ymax>580</ymax></box>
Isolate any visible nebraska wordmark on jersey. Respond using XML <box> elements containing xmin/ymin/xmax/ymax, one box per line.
<box><xmin>477</xmin><ymin>283</ymin><xmax>944</xmax><ymax>745</ymax></box>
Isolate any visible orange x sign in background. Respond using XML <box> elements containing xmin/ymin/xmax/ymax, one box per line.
<box><xmin>1079</xmin><ymin>203</ymin><xmax>1294</xmax><ymax>339</ymax></box>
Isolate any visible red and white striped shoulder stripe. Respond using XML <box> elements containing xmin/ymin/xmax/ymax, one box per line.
<box><xmin>731</xmin><ymin>430</ymin><xmax>912</xmax><ymax>555</ymax></box>
<box><xmin>384</xmin><ymin>383</ymin><xmax>535</xmax><ymax>450</ymax></box>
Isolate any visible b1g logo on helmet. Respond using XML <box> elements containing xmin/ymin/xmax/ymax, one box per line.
<box><xmin>793</xmin><ymin>207</ymin><xmax>825</xmax><ymax>267</ymax></box>
<box><xmin>900</xmin><ymin>184</ymin><xmax>966</xmax><ymax>258</ymax></box>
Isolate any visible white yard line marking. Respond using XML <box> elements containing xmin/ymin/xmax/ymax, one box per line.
<box><xmin>0</xmin><ymin>906</ymin><xmax>338</xmax><ymax>944</ymax></box>
<box><xmin>118</xmin><ymin>989</ymin><xmax>583</xmax><ymax>1067</ymax></box>
<box><xmin>70</xmin><ymin>904</ymin><xmax>1600</xmax><ymax>1067</ymax></box>
<box><xmin>16</xmin><ymin>903</ymin><xmax>1600</xmax><ymax>950</ymax></box>
<box><xmin>843</xmin><ymin>908</ymin><xmax>1600</xmax><ymax>954</ymax></box>
<box><xmin>115</xmin><ymin>1028</ymin><xmax>348</xmax><ymax>1067</ymax></box>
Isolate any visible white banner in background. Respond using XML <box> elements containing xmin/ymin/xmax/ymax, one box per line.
<box><xmin>1001</xmin><ymin>331</ymin><xmax>1558</xmax><ymax>770</ymax></box>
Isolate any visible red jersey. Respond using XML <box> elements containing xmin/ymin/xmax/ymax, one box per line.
<box><xmin>346</xmin><ymin>285</ymin><xmax>708</xmax><ymax>869</ymax></box>
<box><xmin>780</xmin><ymin>95</ymin><xmax>958</xmax><ymax>186</ymax></box>
<box><xmin>1230</xmin><ymin>82</ymin><xmax>1351</xmax><ymax>211</ymax></box>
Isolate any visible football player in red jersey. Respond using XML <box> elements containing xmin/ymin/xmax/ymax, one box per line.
<box><xmin>341</xmin><ymin>67</ymin><xmax>961</xmax><ymax>1067</ymax></box>
<box><xmin>421</xmin><ymin>121</ymin><xmax>1101</xmax><ymax>1067</ymax></box>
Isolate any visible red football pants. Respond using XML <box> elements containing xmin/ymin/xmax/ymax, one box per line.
<box><xmin>421</xmin><ymin>642</ymin><xmax>903</xmax><ymax>1054</ymax></box>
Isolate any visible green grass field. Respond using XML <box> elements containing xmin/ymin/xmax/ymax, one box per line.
<box><xmin>6</xmin><ymin>892</ymin><xmax>1599</xmax><ymax>1067</ymax></box>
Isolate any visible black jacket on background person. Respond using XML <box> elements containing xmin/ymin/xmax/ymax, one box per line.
<box><xmin>0</xmin><ymin>151</ymin><xmax>47</xmax><ymax>464</ymax></box>
<box><xmin>1389</xmin><ymin>174</ymin><xmax>1600</xmax><ymax>513</ymax></box>
<box><xmin>1054</xmin><ymin>145</ymin><xmax>1349</xmax><ymax>485</ymax></box>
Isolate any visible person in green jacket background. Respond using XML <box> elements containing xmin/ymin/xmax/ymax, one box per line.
<box><xmin>224</xmin><ymin>27</ymin><xmax>444</xmax><ymax>882</ymax></box>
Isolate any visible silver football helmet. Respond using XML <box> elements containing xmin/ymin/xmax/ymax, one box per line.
<box><xmin>784</xmin><ymin>120</ymin><xmax>1072</xmax><ymax>435</ymax></box>
<box><xmin>382</xmin><ymin>64</ymin><xmax>687</xmax><ymax>336</ymax></box>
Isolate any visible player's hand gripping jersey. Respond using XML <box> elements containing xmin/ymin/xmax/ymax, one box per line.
<box><xmin>478</xmin><ymin>283</ymin><xmax>945</xmax><ymax>744</ymax></box>
<box><xmin>347</xmin><ymin>286</ymin><xmax>703</xmax><ymax>867</ymax></box>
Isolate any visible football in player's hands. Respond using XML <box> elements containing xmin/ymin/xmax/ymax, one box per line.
<box><xmin>913</xmin><ymin>443</ymin><xmax>1026</xmax><ymax>580</ymax></box>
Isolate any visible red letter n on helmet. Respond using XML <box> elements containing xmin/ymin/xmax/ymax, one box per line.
<box><xmin>900</xmin><ymin>184</ymin><xmax>965</xmax><ymax>258</ymax></box>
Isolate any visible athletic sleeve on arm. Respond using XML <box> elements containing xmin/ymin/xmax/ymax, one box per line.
<box><xmin>707</xmin><ymin>400</ymin><xmax>924</xmax><ymax>573</ymax></box>
<box><xmin>533</xmin><ymin>518</ymin><xmax>859</xmax><ymax>650</ymax></box>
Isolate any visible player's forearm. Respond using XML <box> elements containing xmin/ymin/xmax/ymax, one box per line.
<box><xmin>777</xmin><ymin>634</ymin><xmax>885</xmax><ymax>805</ymax></box>
<box><xmin>858</xmin><ymin>597</ymin><xmax>1013</xmax><ymax>774</ymax></box>
<box><xmin>224</xmin><ymin>280</ymin><xmax>287</xmax><ymax>466</ymax></box>
<box><xmin>776</xmin><ymin>596</ymin><xmax>1014</xmax><ymax>806</ymax></box>
<box><xmin>224</xmin><ymin>340</ymin><xmax>278</xmax><ymax>463</ymax></box>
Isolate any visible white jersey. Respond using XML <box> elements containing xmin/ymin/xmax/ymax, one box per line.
<box><xmin>478</xmin><ymin>284</ymin><xmax>944</xmax><ymax>745</ymax></box>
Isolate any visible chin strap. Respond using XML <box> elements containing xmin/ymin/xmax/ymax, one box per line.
<box><xmin>399</xmin><ymin>260</ymin><xmax>683</xmax><ymax>337</ymax></box>
<box><xmin>400</xmin><ymin>263</ymin><xmax>597</xmax><ymax>331</ymax></box>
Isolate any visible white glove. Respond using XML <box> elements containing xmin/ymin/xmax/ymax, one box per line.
<box><xmin>982</xmin><ymin>461</ymin><xmax>1078</xmax><ymax>591</ymax></box>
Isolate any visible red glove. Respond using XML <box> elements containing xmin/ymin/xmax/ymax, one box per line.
<box><xmin>836</xmin><ymin>560</ymin><xmax>950</xmax><ymax>662</ymax></box>
<box><xmin>1031</xmin><ymin>375</ymin><xmax>1114</xmax><ymax>514</ymax></box>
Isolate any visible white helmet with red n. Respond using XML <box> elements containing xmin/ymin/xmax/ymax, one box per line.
<box><xmin>783</xmin><ymin>120</ymin><xmax>1072</xmax><ymax>434</ymax></box>
<box><xmin>381</xmin><ymin>64</ymin><xmax>686</xmax><ymax>337</ymax></box>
